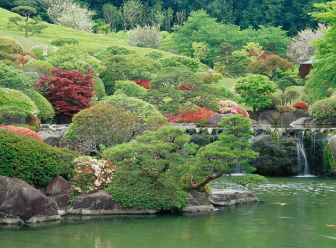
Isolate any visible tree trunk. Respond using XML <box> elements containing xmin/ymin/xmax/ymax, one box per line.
<box><xmin>184</xmin><ymin>171</ymin><xmax>223</xmax><ymax>190</ymax></box>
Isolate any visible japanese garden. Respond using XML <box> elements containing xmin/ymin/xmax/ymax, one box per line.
<box><xmin>1</xmin><ymin>0</ymin><xmax>336</xmax><ymax>247</ymax></box>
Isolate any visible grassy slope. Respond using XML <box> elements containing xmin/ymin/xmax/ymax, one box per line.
<box><xmin>0</xmin><ymin>8</ymin><xmax>127</xmax><ymax>52</ymax></box>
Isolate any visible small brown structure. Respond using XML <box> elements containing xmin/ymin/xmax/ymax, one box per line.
<box><xmin>299</xmin><ymin>59</ymin><xmax>315</xmax><ymax>78</ymax></box>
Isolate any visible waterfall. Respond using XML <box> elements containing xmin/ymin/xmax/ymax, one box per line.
<box><xmin>296</xmin><ymin>131</ymin><xmax>315</xmax><ymax>177</ymax></box>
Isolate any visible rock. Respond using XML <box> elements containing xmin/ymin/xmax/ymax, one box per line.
<box><xmin>258</xmin><ymin>112</ymin><xmax>276</xmax><ymax>125</ymax></box>
<box><xmin>279</xmin><ymin>113</ymin><xmax>297</xmax><ymax>124</ymax></box>
<box><xmin>206</xmin><ymin>114</ymin><xmax>232</xmax><ymax>126</ymax></box>
<box><xmin>250</xmin><ymin>135</ymin><xmax>300</xmax><ymax>176</ymax></box>
<box><xmin>290</xmin><ymin>117</ymin><xmax>312</xmax><ymax>126</ymax></box>
<box><xmin>182</xmin><ymin>191</ymin><xmax>214</xmax><ymax>212</ymax></box>
<box><xmin>67</xmin><ymin>190</ymin><xmax>158</xmax><ymax>215</ymax></box>
<box><xmin>0</xmin><ymin>176</ymin><xmax>60</xmax><ymax>224</ymax></box>
<box><xmin>37</xmin><ymin>124</ymin><xmax>68</xmax><ymax>146</ymax></box>
<box><xmin>294</xmin><ymin>109</ymin><xmax>308</xmax><ymax>119</ymax></box>
<box><xmin>209</xmin><ymin>188</ymin><xmax>258</xmax><ymax>206</ymax></box>
<box><xmin>41</xmin><ymin>176</ymin><xmax>72</xmax><ymax>209</ymax></box>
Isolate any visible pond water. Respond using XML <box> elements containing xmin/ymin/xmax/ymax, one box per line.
<box><xmin>1</xmin><ymin>177</ymin><xmax>336</xmax><ymax>248</ymax></box>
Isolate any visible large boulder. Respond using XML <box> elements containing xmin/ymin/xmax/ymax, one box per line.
<box><xmin>41</xmin><ymin>176</ymin><xmax>72</xmax><ymax>209</ymax></box>
<box><xmin>279</xmin><ymin>113</ymin><xmax>297</xmax><ymax>124</ymax></box>
<box><xmin>250</xmin><ymin>134</ymin><xmax>300</xmax><ymax>176</ymax></box>
<box><xmin>209</xmin><ymin>189</ymin><xmax>259</xmax><ymax>206</ymax></box>
<box><xmin>207</xmin><ymin>114</ymin><xmax>232</xmax><ymax>126</ymax></box>
<box><xmin>258</xmin><ymin>112</ymin><xmax>276</xmax><ymax>125</ymax></box>
<box><xmin>38</xmin><ymin>124</ymin><xmax>68</xmax><ymax>146</ymax></box>
<box><xmin>67</xmin><ymin>190</ymin><xmax>158</xmax><ymax>215</ymax></box>
<box><xmin>0</xmin><ymin>176</ymin><xmax>60</xmax><ymax>224</ymax></box>
<box><xmin>182</xmin><ymin>191</ymin><xmax>214</xmax><ymax>212</ymax></box>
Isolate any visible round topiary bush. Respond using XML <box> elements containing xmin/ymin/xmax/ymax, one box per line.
<box><xmin>114</xmin><ymin>80</ymin><xmax>147</xmax><ymax>97</ymax></box>
<box><xmin>0</xmin><ymin>129</ymin><xmax>77</xmax><ymax>187</ymax></box>
<box><xmin>22</xmin><ymin>89</ymin><xmax>55</xmax><ymax>122</ymax></box>
<box><xmin>91</xmin><ymin>76</ymin><xmax>106</xmax><ymax>101</ymax></box>
<box><xmin>0</xmin><ymin>36</ymin><xmax>23</xmax><ymax>54</ymax></box>
<box><xmin>0</xmin><ymin>126</ymin><xmax>43</xmax><ymax>141</ymax></box>
<box><xmin>309</xmin><ymin>98</ymin><xmax>336</xmax><ymax>121</ymax></box>
<box><xmin>30</xmin><ymin>45</ymin><xmax>58</xmax><ymax>60</ymax></box>
<box><xmin>23</xmin><ymin>60</ymin><xmax>54</xmax><ymax>83</ymax></box>
<box><xmin>64</xmin><ymin>104</ymin><xmax>142</xmax><ymax>155</ymax></box>
<box><xmin>0</xmin><ymin>61</ymin><xmax>32</xmax><ymax>90</ymax></box>
<box><xmin>0</xmin><ymin>88</ymin><xmax>39</xmax><ymax>124</ymax></box>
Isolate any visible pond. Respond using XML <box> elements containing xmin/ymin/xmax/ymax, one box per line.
<box><xmin>0</xmin><ymin>177</ymin><xmax>336</xmax><ymax>248</ymax></box>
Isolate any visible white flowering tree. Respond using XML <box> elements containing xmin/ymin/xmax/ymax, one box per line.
<box><xmin>38</xmin><ymin>0</ymin><xmax>96</xmax><ymax>32</ymax></box>
<box><xmin>128</xmin><ymin>25</ymin><xmax>162</xmax><ymax>48</ymax></box>
<box><xmin>286</xmin><ymin>23</ymin><xmax>327</xmax><ymax>64</ymax></box>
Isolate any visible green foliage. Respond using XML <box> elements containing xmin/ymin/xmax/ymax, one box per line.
<box><xmin>30</xmin><ymin>45</ymin><xmax>58</xmax><ymax>60</ymax></box>
<box><xmin>93</xmin><ymin>45</ymin><xmax>135</xmax><ymax>64</ymax></box>
<box><xmin>145</xmin><ymin>51</ymin><xmax>165</xmax><ymax>60</ymax></box>
<box><xmin>0</xmin><ymin>87</ymin><xmax>38</xmax><ymax>117</ymax></box>
<box><xmin>101</xmin><ymin>54</ymin><xmax>161</xmax><ymax>94</ymax></box>
<box><xmin>48</xmin><ymin>45</ymin><xmax>103</xmax><ymax>74</ymax></box>
<box><xmin>276</xmin><ymin>75</ymin><xmax>303</xmax><ymax>105</ymax></box>
<box><xmin>235</xmin><ymin>74</ymin><xmax>276</xmax><ymax>112</ymax></box>
<box><xmin>91</xmin><ymin>76</ymin><xmax>106</xmax><ymax>101</ymax></box>
<box><xmin>51</xmin><ymin>38</ymin><xmax>79</xmax><ymax>47</ymax></box>
<box><xmin>114</xmin><ymin>80</ymin><xmax>147</xmax><ymax>97</ymax></box>
<box><xmin>0</xmin><ymin>129</ymin><xmax>77</xmax><ymax>187</ymax></box>
<box><xmin>309</xmin><ymin>97</ymin><xmax>336</xmax><ymax>121</ymax></box>
<box><xmin>323</xmin><ymin>142</ymin><xmax>336</xmax><ymax>175</ymax></box>
<box><xmin>195</xmin><ymin>115</ymin><xmax>258</xmax><ymax>180</ymax></box>
<box><xmin>64</xmin><ymin>104</ymin><xmax>142</xmax><ymax>155</ymax></box>
<box><xmin>21</xmin><ymin>89</ymin><xmax>55</xmax><ymax>122</ymax></box>
<box><xmin>101</xmin><ymin>93</ymin><xmax>165</xmax><ymax>124</ymax></box>
<box><xmin>23</xmin><ymin>59</ymin><xmax>54</xmax><ymax>83</ymax></box>
<box><xmin>0</xmin><ymin>36</ymin><xmax>23</xmax><ymax>54</ymax></box>
<box><xmin>0</xmin><ymin>61</ymin><xmax>32</xmax><ymax>90</ymax></box>
<box><xmin>232</xmin><ymin>174</ymin><xmax>267</xmax><ymax>189</ymax></box>
<box><xmin>306</xmin><ymin>2</ymin><xmax>336</xmax><ymax>102</ymax></box>
<box><xmin>159</xmin><ymin>55</ymin><xmax>199</xmax><ymax>72</ymax></box>
<box><xmin>106</xmin><ymin>171</ymin><xmax>189</xmax><ymax>211</ymax></box>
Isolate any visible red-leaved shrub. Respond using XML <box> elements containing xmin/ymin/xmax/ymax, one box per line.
<box><xmin>133</xmin><ymin>79</ymin><xmax>150</xmax><ymax>89</ymax></box>
<box><xmin>167</xmin><ymin>108</ymin><xmax>216</xmax><ymax>125</ymax></box>
<box><xmin>292</xmin><ymin>101</ymin><xmax>308</xmax><ymax>109</ymax></box>
<box><xmin>34</xmin><ymin>69</ymin><xmax>95</xmax><ymax>121</ymax></box>
<box><xmin>12</xmin><ymin>53</ymin><xmax>25</xmax><ymax>64</ymax></box>
<box><xmin>0</xmin><ymin>126</ymin><xmax>43</xmax><ymax>141</ymax></box>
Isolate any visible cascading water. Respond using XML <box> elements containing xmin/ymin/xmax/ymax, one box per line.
<box><xmin>296</xmin><ymin>131</ymin><xmax>315</xmax><ymax>177</ymax></box>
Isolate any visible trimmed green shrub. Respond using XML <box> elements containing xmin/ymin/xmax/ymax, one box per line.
<box><xmin>23</xmin><ymin>60</ymin><xmax>54</xmax><ymax>83</ymax></box>
<box><xmin>22</xmin><ymin>89</ymin><xmax>55</xmax><ymax>122</ymax></box>
<box><xmin>0</xmin><ymin>36</ymin><xmax>23</xmax><ymax>54</ymax></box>
<box><xmin>93</xmin><ymin>45</ymin><xmax>135</xmax><ymax>64</ymax></box>
<box><xmin>101</xmin><ymin>94</ymin><xmax>164</xmax><ymax>123</ymax></box>
<box><xmin>159</xmin><ymin>56</ymin><xmax>199</xmax><ymax>72</ymax></box>
<box><xmin>114</xmin><ymin>80</ymin><xmax>147</xmax><ymax>98</ymax></box>
<box><xmin>64</xmin><ymin>104</ymin><xmax>142</xmax><ymax>155</ymax></box>
<box><xmin>0</xmin><ymin>88</ymin><xmax>39</xmax><ymax>117</ymax></box>
<box><xmin>0</xmin><ymin>61</ymin><xmax>32</xmax><ymax>90</ymax></box>
<box><xmin>51</xmin><ymin>38</ymin><xmax>79</xmax><ymax>47</ymax></box>
<box><xmin>30</xmin><ymin>45</ymin><xmax>58</xmax><ymax>60</ymax></box>
<box><xmin>106</xmin><ymin>171</ymin><xmax>189</xmax><ymax>211</ymax></box>
<box><xmin>145</xmin><ymin>51</ymin><xmax>165</xmax><ymax>60</ymax></box>
<box><xmin>0</xmin><ymin>129</ymin><xmax>77</xmax><ymax>187</ymax></box>
<box><xmin>92</xmin><ymin>76</ymin><xmax>106</xmax><ymax>101</ymax></box>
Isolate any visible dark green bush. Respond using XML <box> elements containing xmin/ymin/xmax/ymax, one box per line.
<box><xmin>22</xmin><ymin>89</ymin><xmax>55</xmax><ymax>122</ymax></box>
<box><xmin>93</xmin><ymin>46</ymin><xmax>135</xmax><ymax>64</ymax></box>
<box><xmin>0</xmin><ymin>129</ymin><xmax>77</xmax><ymax>187</ymax></box>
<box><xmin>145</xmin><ymin>51</ymin><xmax>164</xmax><ymax>60</ymax></box>
<box><xmin>51</xmin><ymin>38</ymin><xmax>79</xmax><ymax>47</ymax></box>
<box><xmin>91</xmin><ymin>76</ymin><xmax>106</xmax><ymax>101</ymax></box>
<box><xmin>106</xmin><ymin>172</ymin><xmax>189</xmax><ymax>211</ymax></box>
<box><xmin>159</xmin><ymin>56</ymin><xmax>199</xmax><ymax>72</ymax></box>
<box><xmin>114</xmin><ymin>80</ymin><xmax>147</xmax><ymax>98</ymax></box>
<box><xmin>0</xmin><ymin>61</ymin><xmax>32</xmax><ymax>90</ymax></box>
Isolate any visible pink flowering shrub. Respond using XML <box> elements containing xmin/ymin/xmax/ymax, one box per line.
<box><xmin>292</xmin><ymin>101</ymin><xmax>308</xmax><ymax>109</ymax></box>
<box><xmin>218</xmin><ymin>100</ymin><xmax>249</xmax><ymax>118</ymax></box>
<box><xmin>276</xmin><ymin>105</ymin><xmax>296</xmax><ymax>113</ymax></box>
<box><xmin>309</xmin><ymin>98</ymin><xmax>336</xmax><ymax>121</ymax></box>
<box><xmin>0</xmin><ymin>126</ymin><xmax>43</xmax><ymax>141</ymax></box>
<box><xmin>72</xmin><ymin>156</ymin><xmax>115</xmax><ymax>194</ymax></box>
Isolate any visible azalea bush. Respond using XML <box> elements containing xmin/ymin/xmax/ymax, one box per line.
<box><xmin>217</xmin><ymin>100</ymin><xmax>249</xmax><ymax>118</ymax></box>
<box><xmin>0</xmin><ymin>126</ymin><xmax>43</xmax><ymax>141</ymax></box>
<box><xmin>276</xmin><ymin>105</ymin><xmax>296</xmax><ymax>113</ymax></box>
<box><xmin>133</xmin><ymin>79</ymin><xmax>150</xmax><ymax>89</ymax></box>
<box><xmin>309</xmin><ymin>98</ymin><xmax>336</xmax><ymax>121</ymax></box>
<box><xmin>292</xmin><ymin>101</ymin><xmax>309</xmax><ymax>109</ymax></box>
<box><xmin>167</xmin><ymin>108</ymin><xmax>216</xmax><ymax>126</ymax></box>
<box><xmin>72</xmin><ymin>156</ymin><xmax>115</xmax><ymax>194</ymax></box>
<box><xmin>26</xmin><ymin>114</ymin><xmax>41</xmax><ymax>130</ymax></box>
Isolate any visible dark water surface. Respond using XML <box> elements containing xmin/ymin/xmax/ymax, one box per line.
<box><xmin>1</xmin><ymin>177</ymin><xmax>336</xmax><ymax>248</ymax></box>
